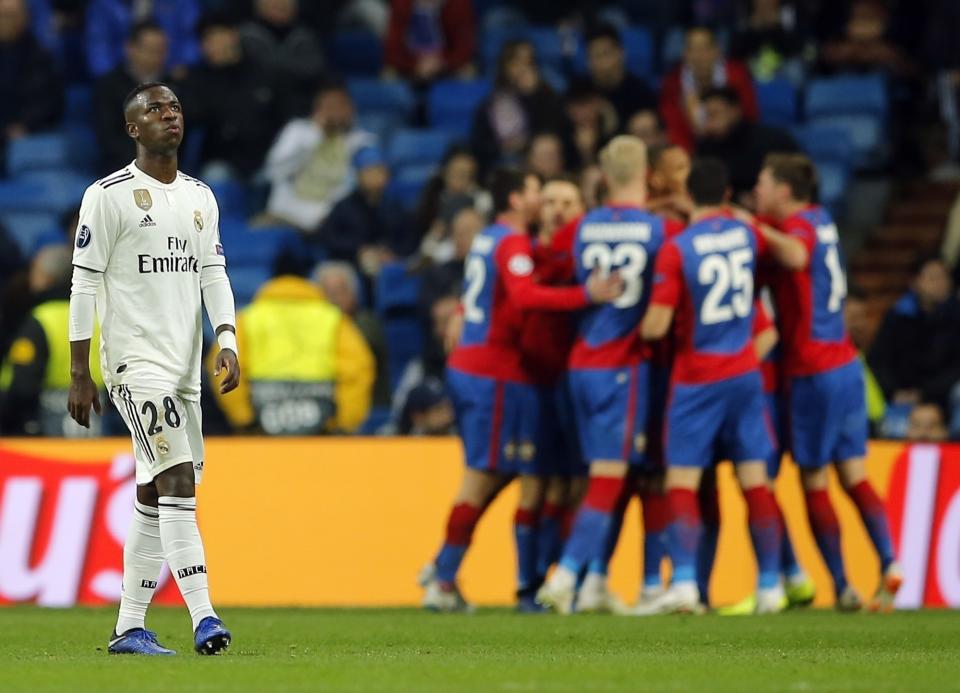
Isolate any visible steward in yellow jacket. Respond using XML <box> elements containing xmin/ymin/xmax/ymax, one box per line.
<box><xmin>210</xmin><ymin>275</ymin><xmax>375</xmax><ymax>434</ymax></box>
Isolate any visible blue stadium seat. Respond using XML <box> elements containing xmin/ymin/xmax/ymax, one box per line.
<box><xmin>383</xmin><ymin>318</ymin><xmax>424</xmax><ymax>392</ymax></box>
<box><xmin>329</xmin><ymin>31</ymin><xmax>383</xmax><ymax>76</ymax></box>
<box><xmin>757</xmin><ymin>78</ymin><xmax>798</xmax><ymax>128</ymax></box>
<box><xmin>220</xmin><ymin>226</ymin><xmax>301</xmax><ymax>269</ymax></box>
<box><xmin>347</xmin><ymin>79</ymin><xmax>416</xmax><ymax>120</ymax></box>
<box><xmin>387</xmin><ymin>129</ymin><xmax>453</xmax><ymax>168</ymax></box>
<box><xmin>807</xmin><ymin>114</ymin><xmax>884</xmax><ymax>168</ymax></box>
<box><xmin>480</xmin><ymin>26</ymin><xmax>529</xmax><ymax>73</ymax></box>
<box><xmin>426</xmin><ymin>79</ymin><xmax>491</xmax><ymax>136</ymax></box>
<box><xmin>63</xmin><ymin>124</ymin><xmax>98</xmax><ymax>175</ymax></box>
<box><xmin>375</xmin><ymin>261</ymin><xmax>422</xmax><ymax>314</ymax></box>
<box><xmin>357</xmin><ymin>111</ymin><xmax>404</xmax><ymax>143</ymax></box>
<box><xmin>386</xmin><ymin>163</ymin><xmax>436</xmax><ymax>210</ymax></box>
<box><xmin>805</xmin><ymin>73</ymin><xmax>888</xmax><ymax>119</ymax></box>
<box><xmin>228</xmin><ymin>266</ymin><xmax>272</xmax><ymax>307</ymax></box>
<box><xmin>0</xmin><ymin>172</ymin><xmax>88</xmax><ymax>214</ymax></box>
<box><xmin>813</xmin><ymin>160</ymin><xmax>850</xmax><ymax>214</ymax></box>
<box><xmin>64</xmin><ymin>85</ymin><xmax>93</xmax><ymax>122</ymax></box>
<box><xmin>7</xmin><ymin>132</ymin><xmax>71</xmax><ymax>176</ymax></box>
<box><xmin>796</xmin><ymin>124</ymin><xmax>856</xmax><ymax>166</ymax></box>
<box><xmin>208</xmin><ymin>179</ymin><xmax>250</xmax><ymax>219</ymax></box>
<box><xmin>526</xmin><ymin>26</ymin><xmax>565</xmax><ymax>73</ymax></box>
<box><xmin>358</xmin><ymin>406</ymin><xmax>392</xmax><ymax>435</ymax></box>
<box><xmin>620</xmin><ymin>27</ymin><xmax>655</xmax><ymax>78</ymax></box>
<box><xmin>0</xmin><ymin>211</ymin><xmax>60</xmax><ymax>256</ymax></box>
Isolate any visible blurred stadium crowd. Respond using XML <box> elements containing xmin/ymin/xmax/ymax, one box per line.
<box><xmin>1</xmin><ymin>0</ymin><xmax>960</xmax><ymax>439</ymax></box>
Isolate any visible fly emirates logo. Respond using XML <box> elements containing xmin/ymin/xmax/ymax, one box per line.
<box><xmin>138</xmin><ymin>236</ymin><xmax>199</xmax><ymax>274</ymax></box>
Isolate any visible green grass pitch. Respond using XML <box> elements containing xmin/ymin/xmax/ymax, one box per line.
<box><xmin>2</xmin><ymin>607</ymin><xmax>959</xmax><ymax>692</ymax></box>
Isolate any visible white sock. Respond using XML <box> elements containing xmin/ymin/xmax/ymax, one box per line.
<box><xmin>115</xmin><ymin>501</ymin><xmax>164</xmax><ymax>635</ymax></box>
<box><xmin>158</xmin><ymin>496</ymin><xmax>217</xmax><ymax>630</ymax></box>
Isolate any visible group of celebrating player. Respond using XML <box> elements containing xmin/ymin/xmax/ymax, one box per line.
<box><xmin>419</xmin><ymin>134</ymin><xmax>902</xmax><ymax>616</ymax></box>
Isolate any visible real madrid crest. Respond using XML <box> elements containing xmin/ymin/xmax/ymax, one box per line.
<box><xmin>156</xmin><ymin>437</ymin><xmax>170</xmax><ymax>456</ymax></box>
<box><xmin>133</xmin><ymin>189</ymin><xmax>153</xmax><ymax>211</ymax></box>
<box><xmin>194</xmin><ymin>209</ymin><xmax>203</xmax><ymax>232</ymax></box>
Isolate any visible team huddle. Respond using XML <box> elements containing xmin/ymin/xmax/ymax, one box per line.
<box><xmin>420</xmin><ymin>136</ymin><xmax>902</xmax><ymax>615</ymax></box>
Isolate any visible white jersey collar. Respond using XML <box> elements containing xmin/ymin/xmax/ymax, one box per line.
<box><xmin>129</xmin><ymin>160</ymin><xmax>183</xmax><ymax>190</ymax></box>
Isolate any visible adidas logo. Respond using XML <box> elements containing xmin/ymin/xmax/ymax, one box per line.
<box><xmin>139</xmin><ymin>214</ymin><xmax>156</xmax><ymax>228</ymax></box>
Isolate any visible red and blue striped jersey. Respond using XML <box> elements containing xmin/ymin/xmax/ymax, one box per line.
<box><xmin>767</xmin><ymin>205</ymin><xmax>857</xmax><ymax>377</ymax></box>
<box><xmin>650</xmin><ymin>212</ymin><xmax>768</xmax><ymax>385</ymax></box>
<box><xmin>568</xmin><ymin>204</ymin><xmax>678</xmax><ymax>368</ymax></box>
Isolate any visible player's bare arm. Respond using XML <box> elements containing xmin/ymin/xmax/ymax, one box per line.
<box><xmin>731</xmin><ymin>207</ymin><xmax>808</xmax><ymax>270</ymax></box>
<box><xmin>67</xmin><ymin>339</ymin><xmax>101</xmax><ymax>428</ymax></box>
<box><xmin>754</xmin><ymin>325</ymin><xmax>779</xmax><ymax>360</ymax></box>
<box><xmin>640</xmin><ymin>304</ymin><xmax>674</xmax><ymax>341</ymax></box>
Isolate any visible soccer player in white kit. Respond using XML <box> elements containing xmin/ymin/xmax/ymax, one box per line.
<box><xmin>67</xmin><ymin>82</ymin><xmax>240</xmax><ymax>656</ymax></box>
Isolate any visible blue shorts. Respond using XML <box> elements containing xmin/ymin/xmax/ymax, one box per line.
<box><xmin>764</xmin><ymin>392</ymin><xmax>788</xmax><ymax>479</ymax></box>
<box><xmin>447</xmin><ymin>367</ymin><xmax>542</xmax><ymax>476</ymax></box>
<box><xmin>537</xmin><ymin>379</ymin><xmax>588</xmax><ymax>477</ymax></box>
<box><xmin>665</xmin><ymin>370</ymin><xmax>774</xmax><ymax>469</ymax></box>
<box><xmin>569</xmin><ymin>363</ymin><xmax>650</xmax><ymax>466</ymax></box>
<box><xmin>789</xmin><ymin>359</ymin><xmax>867</xmax><ymax>469</ymax></box>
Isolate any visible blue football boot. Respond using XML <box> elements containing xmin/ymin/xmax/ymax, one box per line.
<box><xmin>194</xmin><ymin>616</ymin><xmax>231</xmax><ymax>655</ymax></box>
<box><xmin>108</xmin><ymin>628</ymin><xmax>176</xmax><ymax>655</ymax></box>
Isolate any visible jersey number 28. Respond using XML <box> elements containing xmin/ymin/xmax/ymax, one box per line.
<box><xmin>699</xmin><ymin>249</ymin><xmax>754</xmax><ymax>325</ymax></box>
<box><xmin>582</xmin><ymin>242</ymin><xmax>647</xmax><ymax>308</ymax></box>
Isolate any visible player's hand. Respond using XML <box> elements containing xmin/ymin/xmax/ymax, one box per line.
<box><xmin>215</xmin><ymin>349</ymin><xmax>241</xmax><ymax>395</ymax></box>
<box><xmin>586</xmin><ymin>269</ymin><xmax>625</xmax><ymax>304</ymax></box>
<box><xmin>67</xmin><ymin>373</ymin><xmax>101</xmax><ymax>428</ymax></box>
<box><xmin>730</xmin><ymin>205</ymin><xmax>756</xmax><ymax>225</ymax></box>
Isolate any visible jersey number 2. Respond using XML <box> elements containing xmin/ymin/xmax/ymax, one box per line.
<box><xmin>582</xmin><ymin>242</ymin><xmax>647</xmax><ymax>308</ymax></box>
<box><xmin>699</xmin><ymin>249</ymin><xmax>754</xmax><ymax>325</ymax></box>
<box><xmin>463</xmin><ymin>256</ymin><xmax>486</xmax><ymax>324</ymax></box>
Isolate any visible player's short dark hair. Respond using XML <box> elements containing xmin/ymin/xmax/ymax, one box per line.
<box><xmin>647</xmin><ymin>143</ymin><xmax>679</xmax><ymax>170</ymax></box>
<box><xmin>687</xmin><ymin>158</ymin><xmax>729</xmax><ymax>206</ymax></box>
<box><xmin>545</xmin><ymin>172</ymin><xmax>580</xmax><ymax>188</ymax></box>
<box><xmin>196</xmin><ymin>11</ymin><xmax>240</xmax><ymax>37</ymax></box>
<box><xmin>585</xmin><ymin>23</ymin><xmax>622</xmax><ymax>48</ymax></box>
<box><xmin>122</xmin><ymin>81</ymin><xmax>173</xmax><ymax>114</ymax></box>
<box><xmin>128</xmin><ymin>19</ymin><xmax>165</xmax><ymax>44</ymax></box>
<box><xmin>489</xmin><ymin>166</ymin><xmax>530</xmax><ymax>215</ymax></box>
<box><xmin>764</xmin><ymin>153</ymin><xmax>817</xmax><ymax>202</ymax></box>
<box><xmin>846</xmin><ymin>282</ymin><xmax>868</xmax><ymax>302</ymax></box>
<box><xmin>702</xmin><ymin>86</ymin><xmax>741</xmax><ymax>108</ymax></box>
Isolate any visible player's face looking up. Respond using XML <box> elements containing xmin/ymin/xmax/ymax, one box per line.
<box><xmin>651</xmin><ymin>147</ymin><xmax>691</xmax><ymax>196</ymax></box>
<box><xmin>516</xmin><ymin>174</ymin><xmax>542</xmax><ymax>225</ymax></box>
<box><xmin>753</xmin><ymin>167</ymin><xmax>783</xmax><ymax>217</ymax></box>
<box><xmin>125</xmin><ymin>86</ymin><xmax>184</xmax><ymax>152</ymax></box>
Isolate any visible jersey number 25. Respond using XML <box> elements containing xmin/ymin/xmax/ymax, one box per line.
<box><xmin>699</xmin><ymin>249</ymin><xmax>754</xmax><ymax>325</ymax></box>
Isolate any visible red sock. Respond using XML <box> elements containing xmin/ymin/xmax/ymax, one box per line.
<box><xmin>805</xmin><ymin>489</ymin><xmax>840</xmax><ymax>532</ymax></box>
<box><xmin>514</xmin><ymin>507</ymin><xmax>538</xmax><ymax>528</ymax></box>
<box><xmin>560</xmin><ymin>506</ymin><xmax>576</xmax><ymax>540</ymax></box>
<box><xmin>583</xmin><ymin>476</ymin><xmax>628</xmax><ymax>513</ymax></box>
<box><xmin>743</xmin><ymin>487</ymin><xmax>778</xmax><ymax>523</ymax></box>
<box><xmin>668</xmin><ymin>488</ymin><xmax>700</xmax><ymax>525</ymax></box>
<box><xmin>848</xmin><ymin>480</ymin><xmax>884</xmax><ymax>515</ymax></box>
<box><xmin>541</xmin><ymin>502</ymin><xmax>564</xmax><ymax>522</ymax></box>
<box><xmin>445</xmin><ymin>502</ymin><xmax>483</xmax><ymax>546</ymax></box>
<box><xmin>641</xmin><ymin>490</ymin><xmax>671</xmax><ymax>533</ymax></box>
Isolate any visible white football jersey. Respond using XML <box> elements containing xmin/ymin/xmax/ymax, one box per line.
<box><xmin>72</xmin><ymin>162</ymin><xmax>227</xmax><ymax>400</ymax></box>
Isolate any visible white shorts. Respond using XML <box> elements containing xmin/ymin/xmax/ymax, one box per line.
<box><xmin>111</xmin><ymin>385</ymin><xmax>205</xmax><ymax>485</ymax></box>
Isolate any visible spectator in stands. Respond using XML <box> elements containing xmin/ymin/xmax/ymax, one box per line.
<box><xmin>869</xmin><ymin>256</ymin><xmax>960</xmax><ymax>414</ymax></box>
<box><xmin>659</xmin><ymin>26</ymin><xmax>758</xmax><ymax>151</ymax></box>
<box><xmin>383</xmin><ymin>0</ymin><xmax>476</xmax><ymax>83</ymax></box>
<box><xmin>0</xmin><ymin>0</ymin><xmax>63</xmax><ymax>167</ymax></box>
<box><xmin>526</xmin><ymin>132</ymin><xmax>566</xmax><ymax>180</ymax></box>
<box><xmin>819</xmin><ymin>0</ymin><xmax>912</xmax><ymax>77</ymax></box>
<box><xmin>240</xmin><ymin>0</ymin><xmax>325</xmax><ymax>118</ymax></box>
<box><xmin>906</xmin><ymin>402</ymin><xmax>949</xmax><ymax>443</ymax></box>
<box><xmin>85</xmin><ymin>0</ymin><xmax>200</xmax><ymax>78</ymax></box>
<box><xmin>263</xmin><ymin>82</ymin><xmax>376</xmax><ymax>232</ymax></box>
<box><xmin>646</xmin><ymin>144</ymin><xmax>692</xmax><ymax>222</ymax></box>
<box><xmin>0</xmin><ymin>245</ymin><xmax>104</xmax><ymax>436</ymax></box>
<box><xmin>926</xmin><ymin>0</ymin><xmax>960</xmax><ymax>177</ymax></box>
<box><xmin>315</xmin><ymin>260</ymin><xmax>390</xmax><ymax>408</ymax></box>
<box><xmin>731</xmin><ymin>0</ymin><xmax>812</xmax><ymax>84</ymax></box>
<box><xmin>413</xmin><ymin>146</ymin><xmax>489</xmax><ymax>249</ymax></box>
<box><xmin>627</xmin><ymin>108</ymin><xmax>668</xmax><ymax>150</ymax></box>
<box><xmin>181</xmin><ymin>12</ymin><xmax>283</xmax><ymax>181</ymax></box>
<box><xmin>845</xmin><ymin>285</ymin><xmax>887</xmax><ymax>431</ymax></box>
<box><xmin>418</xmin><ymin>205</ymin><xmax>481</xmax><ymax>317</ymax></box>
<box><xmin>398</xmin><ymin>378</ymin><xmax>455</xmax><ymax>435</ymax></box>
<box><xmin>93</xmin><ymin>20</ymin><xmax>172</xmax><ymax>175</ymax></box>
<box><xmin>317</xmin><ymin>146</ymin><xmax>411</xmax><ymax>277</ymax></box>
<box><xmin>565</xmin><ymin>82</ymin><xmax>617</xmax><ymax>169</ymax></box>
<box><xmin>418</xmin><ymin>192</ymin><xmax>472</xmax><ymax>265</ymax></box>
<box><xmin>470</xmin><ymin>40</ymin><xmax>570</xmax><ymax>174</ymax></box>
<box><xmin>695</xmin><ymin>86</ymin><xmax>798</xmax><ymax>204</ymax></box>
<box><xmin>568</xmin><ymin>23</ymin><xmax>656</xmax><ymax>131</ymax></box>
<box><xmin>579</xmin><ymin>163</ymin><xmax>605</xmax><ymax>210</ymax></box>
<box><xmin>212</xmin><ymin>253</ymin><xmax>375</xmax><ymax>434</ymax></box>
